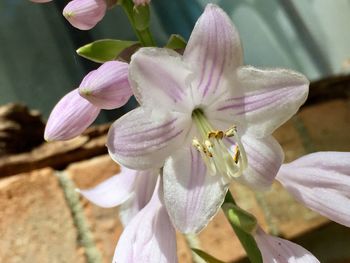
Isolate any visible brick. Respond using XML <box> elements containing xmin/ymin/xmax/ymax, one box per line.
<box><xmin>273</xmin><ymin>120</ymin><xmax>307</xmax><ymax>162</ymax></box>
<box><xmin>298</xmin><ymin>99</ymin><xmax>350</xmax><ymax>151</ymax></box>
<box><xmin>0</xmin><ymin>168</ymin><xmax>85</xmax><ymax>263</ymax></box>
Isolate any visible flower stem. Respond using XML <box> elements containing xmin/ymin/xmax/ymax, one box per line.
<box><xmin>222</xmin><ymin>191</ymin><xmax>263</xmax><ymax>263</ymax></box>
<box><xmin>120</xmin><ymin>0</ymin><xmax>156</xmax><ymax>47</ymax></box>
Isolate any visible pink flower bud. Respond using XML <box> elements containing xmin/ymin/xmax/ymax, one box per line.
<box><xmin>63</xmin><ymin>0</ymin><xmax>107</xmax><ymax>30</ymax></box>
<box><xmin>133</xmin><ymin>0</ymin><xmax>150</xmax><ymax>6</ymax></box>
<box><xmin>44</xmin><ymin>89</ymin><xmax>100</xmax><ymax>141</ymax></box>
<box><xmin>78</xmin><ymin>61</ymin><xmax>133</xmax><ymax>110</ymax></box>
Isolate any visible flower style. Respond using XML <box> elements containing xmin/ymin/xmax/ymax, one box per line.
<box><xmin>63</xmin><ymin>0</ymin><xmax>107</xmax><ymax>30</ymax></box>
<box><xmin>45</xmin><ymin>61</ymin><xmax>131</xmax><ymax>141</ymax></box>
<box><xmin>276</xmin><ymin>151</ymin><xmax>350</xmax><ymax>227</ymax></box>
<box><xmin>255</xmin><ymin>227</ymin><xmax>320</xmax><ymax>262</ymax></box>
<box><xmin>79</xmin><ymin>168</ymin><xmax>177</xmax><ymax>262</ymax></box>
<box><xmin>107</xmin><ymin>4</ymin><xmax>309</xmax><ymax>233</ymax></box>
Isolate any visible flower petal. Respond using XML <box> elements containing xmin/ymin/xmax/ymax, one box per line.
<box><xmin>129</xmin><ymin>48</ymin><xmax>193</xmax><ymax>112</ymax></box>
<box><xmin>183</xmin><ymin>4</ymin><xmax>243</xmax><ymax>104</ymax></box>
<box><xmin>215</xmin><ymin>66</ymin><xmax>309</xmax><ymax>138</ymax></box>
<box><xmin>63</xmin><ymin>0</ymin><xmax>106</xmax><ymax>30</ymax></box>
<box><xmin>107</xmin><ymin>107</ymin><xmax>191</xmax><ymax>170</ymax></box>
<box><xmin>44</xmin><ymin>89</ymin><xmax>100</xmax><ymax>141</ymax></box>
<box><xmin>78</xmin><ymin>166</ymin><xmax>138</xmax><ymax>208</ymax></box>
<box><xmin>239</xmin><ymin>135</ymin><xmax>284</xmax><ymax>190</ymax></box>
<box><xmin>163</xmin><ymin>146</ymin><xmax>229</xmax><ymax>234</ymax></box>
<box><xmin>277</xmin><ymin>152</ymin><xmax>350</xmax><ymax>227</ymax></box>
<box><xmin>119</xmin><ymin>169</ymin><xmax>159</xmax><ymax>226</ymax></box>
<box><xmin>113</xmin><ymin>179</ymin><xmax>177</xmax><ymax>263</ymax></box>
<box><xmin>79</xmin><ymin>61</ymin><xmax>132</xmax><ymax>110</ymax></box>
<box><xmin>255</xmin><ymin>227</ymin><xmax>320</xmax><ymax>263</ymax></box>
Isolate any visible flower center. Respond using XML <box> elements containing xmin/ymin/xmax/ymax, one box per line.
<box><xmin>191</xmin><ymin>108</ymin><xmax>247</xmax><ymax>180</ymax></box>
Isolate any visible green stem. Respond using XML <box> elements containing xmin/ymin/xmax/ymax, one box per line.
<box><xmin>120</xmin><ymin>0</ymin><xmax>156</xmax><ymax>47</ymax></box>
<box><xmin>222</xmin><ymin>191</ymin><xmax>263</xmax><ymax>263</ymax></box>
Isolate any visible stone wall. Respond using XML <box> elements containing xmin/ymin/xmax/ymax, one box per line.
<box><xmin>1</xmin><ymin>97</ymin><xmax>350</xmax><ymax>262</ymax></box>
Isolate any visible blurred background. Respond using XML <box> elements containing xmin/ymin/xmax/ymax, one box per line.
<box><xmin>1</xmin><ymin>0</ymin><xmax>350</xmax><ymax>119</ymax></box>
<box><xmin>0</xmin><ymin>0</ymin><xmax>350</xmax><ymax>262</ymax></box>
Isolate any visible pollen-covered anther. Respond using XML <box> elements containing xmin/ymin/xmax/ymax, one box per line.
<box><xmin>224</xmin><ymin>126</ymin><xmax>237</xmax><ymax>137</ymax></box>
<box><xmin>208</xmin><ymin>130</ymin><xmax>224</xmax><ymax>139</ymax></box>
<box><xmin>232</xmin><ymin>145</ymin><xmax>240</xmax><ymax>164</ymax></box>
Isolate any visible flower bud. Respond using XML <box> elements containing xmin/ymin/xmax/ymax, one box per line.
<box><xmin>44</xmin><ymin>89</ymin><xmax>100</xmax><ymax>141</ymax></box>
<box><xmin>78</xmin><ymin>61</ymin><xmax>133</xmax><ymax>110</ymax></box>
<box><xmin>63</xmin><ymin>0</ymin><xmax>107</xmax><ymax>30</ymax></box>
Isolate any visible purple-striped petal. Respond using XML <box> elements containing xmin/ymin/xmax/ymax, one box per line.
<box><xmin>276</xmin><ymin>152</ymin><xmax>350</xmax><ymax>227</ymax></box>
<box><xmin>113</xmin><ymin>179</ymin><xmax>177</xmax><ymax>263</ymax></box>
<box><xmin>78</xmin><ymin>166</ymin><xmax>138</xmax><ymax>208</ymax></box>
<box><xmin>183</xmin><ymin>4</ymin><xmax>243</xmax><ymax>105</ymax></box>
<box><xmin>119</xmin><ymin>169</ymin><xmax>159</xmax><ymax>226</ymax></box>
<box><xmin>255</xmin><ymin>227</ymin><xmax>320</xmax><ymax>263</ymax></box>
<box><xmin>214</xmin><ymin>66</ymin><xmax>309</xmax><ymax>138</ymax></box>
<box><xmin>79</xmin><ymin>61</ymin><xmax>132</xmax><ymax>110</ymax></box>
<box><xmin>129</xmin><ymin>48</ymin><xmax>193</xmax><ymax>112</ymax></box>
<box><xmin>107</xmin><ymin>107</ymin><xmax>191</xmax><ymax>170</ymax></box>
<box><xmin>63</xmin><ymin>0</ymin><xmax>106</xmax><ymax>30</ymax></box>
<box><xmin>163</xmin><ymin>146</ymin><xmax>229</xmax><ymax>234</ymax></box>
<box><xmin>44</xmin><ymin>89</ymin><xmax>100</xmax><ymax>141</ymax></box>
<box><xmin>238</xmin><ymin>135</ymin><xmax>284</xmax><ymax>190</ymax></box>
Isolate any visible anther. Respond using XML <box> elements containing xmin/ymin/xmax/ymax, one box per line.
<box><xmin>225</xmin><ymin>126</ymin><xmax>237</xmax><ymax>137</ymax></box>
<box><xmin>207</xmin><ymin>130</ymin><xmax>224</xmax><ymax>139</ymax></box>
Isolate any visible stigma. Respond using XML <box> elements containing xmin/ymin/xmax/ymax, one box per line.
<box><xmin>191</xmin><ymin>109</ymin><xmax>247</xmax><ymax>180</ymax></box>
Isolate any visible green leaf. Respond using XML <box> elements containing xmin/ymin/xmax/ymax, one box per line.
<box><xmin>76</xmin><ymin>39</ymin><xmax>139</xmax><ymax>63</ymax></box>
<box><xmin>192</xmin><ymin>248</ymin><xmax>225</xmax><ymax>263</ymax></box>
<box><xmin>165</xmin><ymin>34</ymin><xmax>187</xmax><ymax>50</ymax></box>
<box><xmin>133</xmin><ymin>5</ymin><xmax>150</xmax><ymax>31</ymax></box>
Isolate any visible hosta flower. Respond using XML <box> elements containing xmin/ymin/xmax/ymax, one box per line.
<box><xmin>79</xmin><ymin>169</ymin><xmax>177</xmax><ymax>262</ymax></box>
<box><xmin>79</xmin><ymin>167</ymin><xmax>158</xmax><ymax>226</ymax></box>
<box><xmin>107</xmin><ymin>4</ymin><xmax>309</xmax><ymax>233</ymax></box>
<box><xmin>45</xmin><ymin>61</ymin><xmax>131</xmax><ymax>141</ymax></box>
<box><xmin>255</xmin><ymin>227</ymin><xmax>320</xmax><ymax>262</ymax></box>
<box><xmin>113</xmin><ymin>178</ymin><xmax>177</xmax><ymax>263</ymax></box>
<box><xmin>276</xmin><ymin>152</ymin><xmax>350</xmax><ymax>227</ymax></box>
<box><xmin>63</xmin><ymin>0</ymin><xmax>107</xmax><ymax>30</ymax></box>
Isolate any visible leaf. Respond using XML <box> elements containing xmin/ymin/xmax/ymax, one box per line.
<box><xmin>133</xmin><ymin>5</ymin><xmax>150</xmax><ymax>31</ymax></box>
<box><xmin>165</xmin><ymin>34</ymin><xmax>187</xmax><ymax>50</ymax></box>
<box><xmin>77</xmin><ymin>39</ymin><xmax>139</xmax><ymax>63</ymax></box>
<box><xmin>192</xmin><ymin>248</ymin><xmax>225</xmax><ymax>263</ymax></box>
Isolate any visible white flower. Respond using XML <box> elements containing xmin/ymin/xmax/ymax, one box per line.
<box><xmin>107</xmin><ymin>4</ymin><xmax>309</xmax><ymax>233</ymax></box>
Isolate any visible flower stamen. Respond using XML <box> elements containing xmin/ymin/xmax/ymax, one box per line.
<box><xmin>191</xmin><ymin>108</ymin><xmax>247</xmax><ymax>180</ymax></box>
